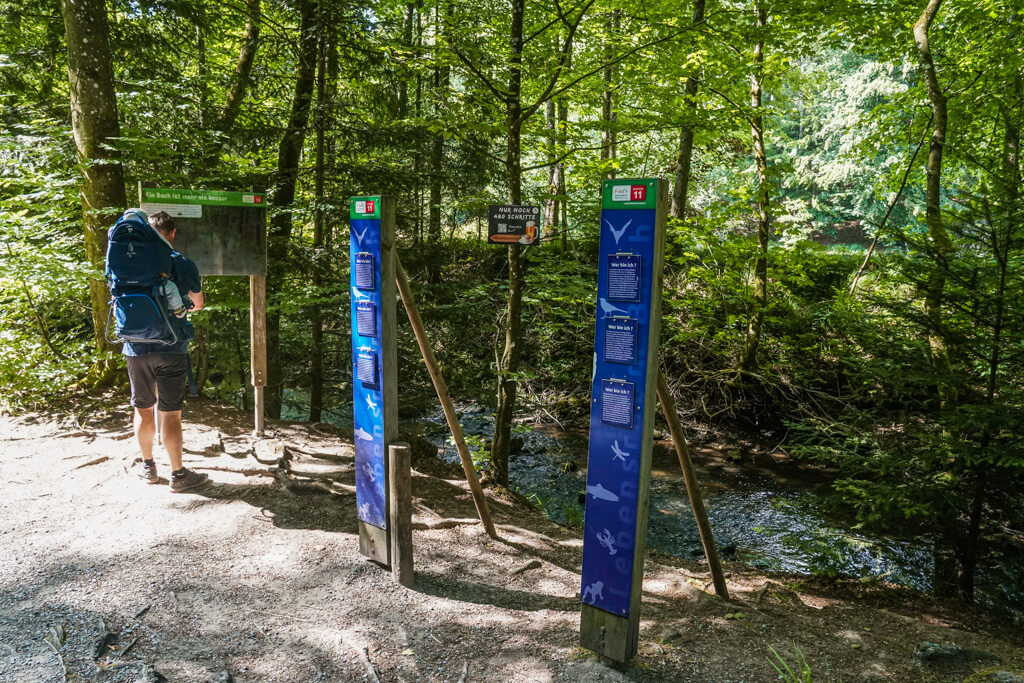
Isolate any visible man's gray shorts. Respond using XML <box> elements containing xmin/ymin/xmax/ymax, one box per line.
<box><xmin>126</xmin><ymin>354</ymin><xmax>189</xmax><ymax>412</ymax></box>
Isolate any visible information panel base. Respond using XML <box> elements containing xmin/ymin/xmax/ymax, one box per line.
<box><xmin>350</xmin><ymin>196</ymin><xmax>397</xmax><ymax>566</ymax></box>
<box><xmin>579</xmin><ymin>178</ymin><xmax>667</xmax><ymax>662</ymax></box>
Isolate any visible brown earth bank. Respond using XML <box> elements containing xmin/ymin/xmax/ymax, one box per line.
<box><xmin>1</xmin><ymin>396</ymin><xmax>1022</xmax><ymax>682</ymax></box>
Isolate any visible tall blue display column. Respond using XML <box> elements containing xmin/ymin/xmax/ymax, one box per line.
<box><xmin>350</xmin><ymin>196</ymin><xmax>398</xmax><ymax>565</ymax></box>
<box><xmin>579</xmin><ymin>179</ymin><xmax>667</xmax><ymax>662</ymax></box>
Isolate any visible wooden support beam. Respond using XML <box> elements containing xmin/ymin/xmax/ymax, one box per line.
<box><xmin>250</xmin><ymin>274</ymin><xmax>267</xmax><ymax>435</ymax></box>
<box><xmin>394</xmin><ymin>255</ymin><xmax>498</xmax><ymax>539</ymax></box>
<box><xmin>389</xmin><ymin>442</ymin><xmax>414</xmax><ymax>587</ymax></box>
<box><xmin>656</xmin><ymin>371</ymin><xmax>729</xmax><ymax>599</ymax></box>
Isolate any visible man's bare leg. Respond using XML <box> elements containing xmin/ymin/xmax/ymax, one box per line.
<box><xmin>134</xmin><ymin>407</ymin><xmax>156</xmax><ymax>460</ymax></box>
<box><xmin>159</xmin><ymin>410</ymin><xmax>183</xmax><ymax>471</ymax></box>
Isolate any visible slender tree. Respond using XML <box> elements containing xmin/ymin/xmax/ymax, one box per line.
<box><xmin>266</xmin><ymin>0</ymin><xmax>318</xmax><ymax>419</ymax></box>
<box><xmin>671</xmin><ymin>0</ymin><xmax>706</xmax><ymax>220</ymax></box>
<box><xmin>203</xmin><ymin>0</ymin><xmax>262</xmax><ymax>171</ymax></box>
<box><xmin>60</xmin><ymin>0</ymin><xmax>127</xmax><ymax>380</ymax></box>
<box><xmin>739</xmin><ymin>2</ymin><xmax>770</xmax><ymax>373</ymax></box>
<box><xmin>913</xmin><ymin>0</ymin><xmax>956</xmax><ymax>409</ymax></box>
<box><xmin>309</xmin><ymin>0</ymin><xmax>330</xmax><ymax>423</ymax></box>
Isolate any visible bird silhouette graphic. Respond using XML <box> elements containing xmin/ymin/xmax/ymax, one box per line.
<box><xmin>352</xmin><ymin>286</ymin><xmax>371</xmax><ymax>300</ymax></box>
<box><xmin>604</xmin><ymin>218</ymin><xmax>633</xmax><ymax>245</ymax></box>
<box><xmin>352</xmin><ymin>225</ymin><xmax>369</xmax><ymax>245</ymax></box>
<box><xmin>599</xmin><ymin>298</ymin><xmax>628</xmax><ymax>317</ymax></box>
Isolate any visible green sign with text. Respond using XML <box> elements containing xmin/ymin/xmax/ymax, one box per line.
<box><xmin>350</xmin><ymin>196</ymin><xmax>382</xmax><ymax>219</ymax></box>
<box><xmin>140</xmin><ymin>187</ymin><xmax>265</xmax><ymax>207</ymax></box>
<box><xmin>601</xmin><ymin>179</ymin><xmax>659</xmax><ymax>211</ymax></box>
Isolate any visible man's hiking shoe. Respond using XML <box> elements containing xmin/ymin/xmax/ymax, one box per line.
<box><xmin>137</xmin><ymin>459</ymin><xmax>159</xmax><ymax>484</ymax></box>
<box><xmin>170</xmin><ymin>468</ymin><xmax>208</xmax><ymax>493</ymax></box>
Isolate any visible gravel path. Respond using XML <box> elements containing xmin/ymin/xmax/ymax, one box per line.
<box><xmin>1</xmin><ymin>400</ymin><xmax>1022</xmax><ymax>682</ymax></box>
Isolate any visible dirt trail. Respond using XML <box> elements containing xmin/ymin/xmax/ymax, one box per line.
<box><xmin>1</xmin><ymin>397</ymin><xmax>1021</xmax><ymax>682</ymax></box>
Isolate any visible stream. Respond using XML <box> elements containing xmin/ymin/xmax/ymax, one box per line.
<box><xmin>280</xmin><ymin>392</ymin><xmax>1022</xmax><ymax>620</ymax></box>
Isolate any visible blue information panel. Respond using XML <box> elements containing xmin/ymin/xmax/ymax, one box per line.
<box><xmin>354</xmin><ymin>253</ymin><xmax>375</xmax><ymax>290</ymax></box>
<box><xmin>580</xmin><ymin>199</ymin><xmax>660</xmax><ymax>618</ymax></box>
<box><xmin>607</xmin><ymin>254</ymin><xmax>641</xmax><ymax>302</ymax></box>
<box><xmin>603</xmin><ymin>318</ymin><xmax>638</xmax><ymax>365</ymax></box>
<box><xmin>351</xmin><ymin>218</ymin><xmax>386</xmax><ymax>530</ymax></box>
<box><xmin>356</xmin><ymin>301</ymin><xmax>376</xmax><ymax>337</ymax></box>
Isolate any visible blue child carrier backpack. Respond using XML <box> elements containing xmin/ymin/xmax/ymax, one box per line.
<box><xmin>104</xmin><ymin>209</ymin><xmax>179</xmax><ymax>345</ymax></box>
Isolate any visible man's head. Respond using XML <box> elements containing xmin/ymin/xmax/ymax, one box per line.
<box><xmin>149</xmin><ymin>211</ymin><xmax>176</xmax><ymax>243</ymax></box>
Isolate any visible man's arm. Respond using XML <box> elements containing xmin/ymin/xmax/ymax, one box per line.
<box><xmin>187</xmin><ymin>290</ymin><xmax>205</xmax><ymax>311</ymax></box>
<box><xmin>175</xmin><ymin>254</ymin><xmax>204</xmax><ymax>311</ymax></box>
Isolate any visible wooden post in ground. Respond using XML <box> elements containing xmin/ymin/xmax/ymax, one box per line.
<box><xmin>389</xmin><ymin>442</ymin><xmax>414</xmax><ymax>586</ymax></box>
<box><xmin>394</xmin><ymin>256</ymin><xmax>498</xmax><ymax>539</ymax></box>
<box><xmin>250</xmin><ymin>274</ymin><xmax>267</xmax><ymax>435</ymax></box>
<box><xmin>656</xmin><ymin>372</ymin><xmax>729</xmax><ymax>599</ymax></box>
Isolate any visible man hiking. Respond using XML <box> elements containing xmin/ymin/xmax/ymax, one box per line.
<box><xmin>123</xmin><ymin>210</ymin><xmax>208</xmax><ymax>492</ymax></box>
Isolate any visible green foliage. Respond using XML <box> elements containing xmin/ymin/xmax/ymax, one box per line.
<box><xmin>0</xmin><ymin>109</ymin><xmax>100</xmax><ymax>407</ymax></box>
<box><xmin>767</xmin><ymin>645</ymin><xmax>819</xmax><ymax>683</ymax></box>
<box><xmin>3</xmin><ymin>0</ymin><xmax>1024</xmax><ymax>610</ymax></box>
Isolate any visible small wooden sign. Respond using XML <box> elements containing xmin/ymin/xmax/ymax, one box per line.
<box><xmin>487</xmin><ymin>204</ymin><xmax>541</xmax><ymax>245</ymax></box>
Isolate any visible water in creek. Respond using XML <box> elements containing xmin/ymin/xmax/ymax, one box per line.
<box><xmin>430</xmin><ymin>408</ymin><xmax>935</xmax><ymax>590</ymax></box>
<box><xmin>280</xmin><ymin>394</ymin><xmax>1021</xmax><ymax>619</ymax></box>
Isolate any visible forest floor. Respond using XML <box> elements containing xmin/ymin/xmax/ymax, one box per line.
<box><xmin>1</xmin><ymin>395</ymin><xmax>1023</xmax><ymax>683</ymax></box>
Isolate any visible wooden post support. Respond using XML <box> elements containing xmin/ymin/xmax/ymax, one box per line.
<box><xmin>394</xmin><ymin>256</ymin><xmax>498</xmax><ymax>539</ymax></box>
<box><xmin>656</xmin><ymin>372</ymin><xmax>729</xmax><ymax>599</ymax></box>
<box><xmin>388</xmin><ymin>442</ymin><xmax>414</xmax><ymax>586</ymax></box>
<box><xmin>250</xmin><ymin>274</ymin><xmax>267</xmax><ymax>435</ymax></box>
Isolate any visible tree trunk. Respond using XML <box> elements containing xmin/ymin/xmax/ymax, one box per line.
<box><xmin>309</xmin><ymin>6</ymin><xmax>328</xmax><ymax>423</ymax></box>
<box><xmin>544</xmin><ymin>97</ymin><xmax>559</xmax><ymax>235</ymax></box>
<box><xmin>489</xmin><ymin>0</ymin><xmax>525</xmax><ymax>488</ymax></box>
<box><xmin>398</xmin><ymin>3</ymin><xmax>414</xmax><ymax>117</ymax></box>
<box><xmin>265</xmin><ymin>0</ymin><xmax>318</xmax><ymax>419</ymax></box>
<box><xmin>196</xmin><ymin>8</ymin><xmax>207</xmax><ymax>129</ymax></box>
<box><xmin>739</xmin><ymin>4</ymin><xmax>769</xmax><ymax>374</ymax></box>
<box><xmin>913</xmin><ymin>0</ymin><xmax>956</xmax><ymax>409</ymax></box>
<box><xmin>672</xmin><ymin>0</ymin><xmax>706</xmax><ymax>220</ymax></box>
<box><xmin>557</xmin><ymin>74</ymin><xmax>569</xmax><ymax>255</ymax></box>
<box><xmin>60</xmin><ymin>0</ymin><xmax>127</xmax><ymax>367</ymax></box>
<box><xmin>204</xmin><ymin>0</ymin><xmax>261</xmax><ymax>171</ymax></box>
<box><xmin>428</xmin><ymin>4</ymin><xmax>448</xmax><ymax>245</ymax></box>
<box><xmin>600</xmin><ymin>10</ymin><xmax>619</xmax><ymax>178</ymax></box>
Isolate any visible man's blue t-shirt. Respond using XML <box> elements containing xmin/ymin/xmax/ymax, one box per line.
<box><xmin>122</xmin><ymin>251</ymin><xmax>202</xmax><ymax>357</ymax></box>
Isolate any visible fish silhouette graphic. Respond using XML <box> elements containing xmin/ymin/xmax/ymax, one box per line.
<box><xmin>604</xmin><ymin>218</ymin><xmax>633</xmax><ymax>245</ymax></box>
<box><xmin>354</xmin><ymin>427</ymin><xmax>373</xmax><ymax>441</ymax></box>
<box><xmin>611</xmin><ymin>440</ymin><xmax>630</xmax><ymax>462</ymax></box>
<box><xmin>586</xmin><ymin>483</ymin><xmax>620</xmax><ymax>502</ymax></box>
